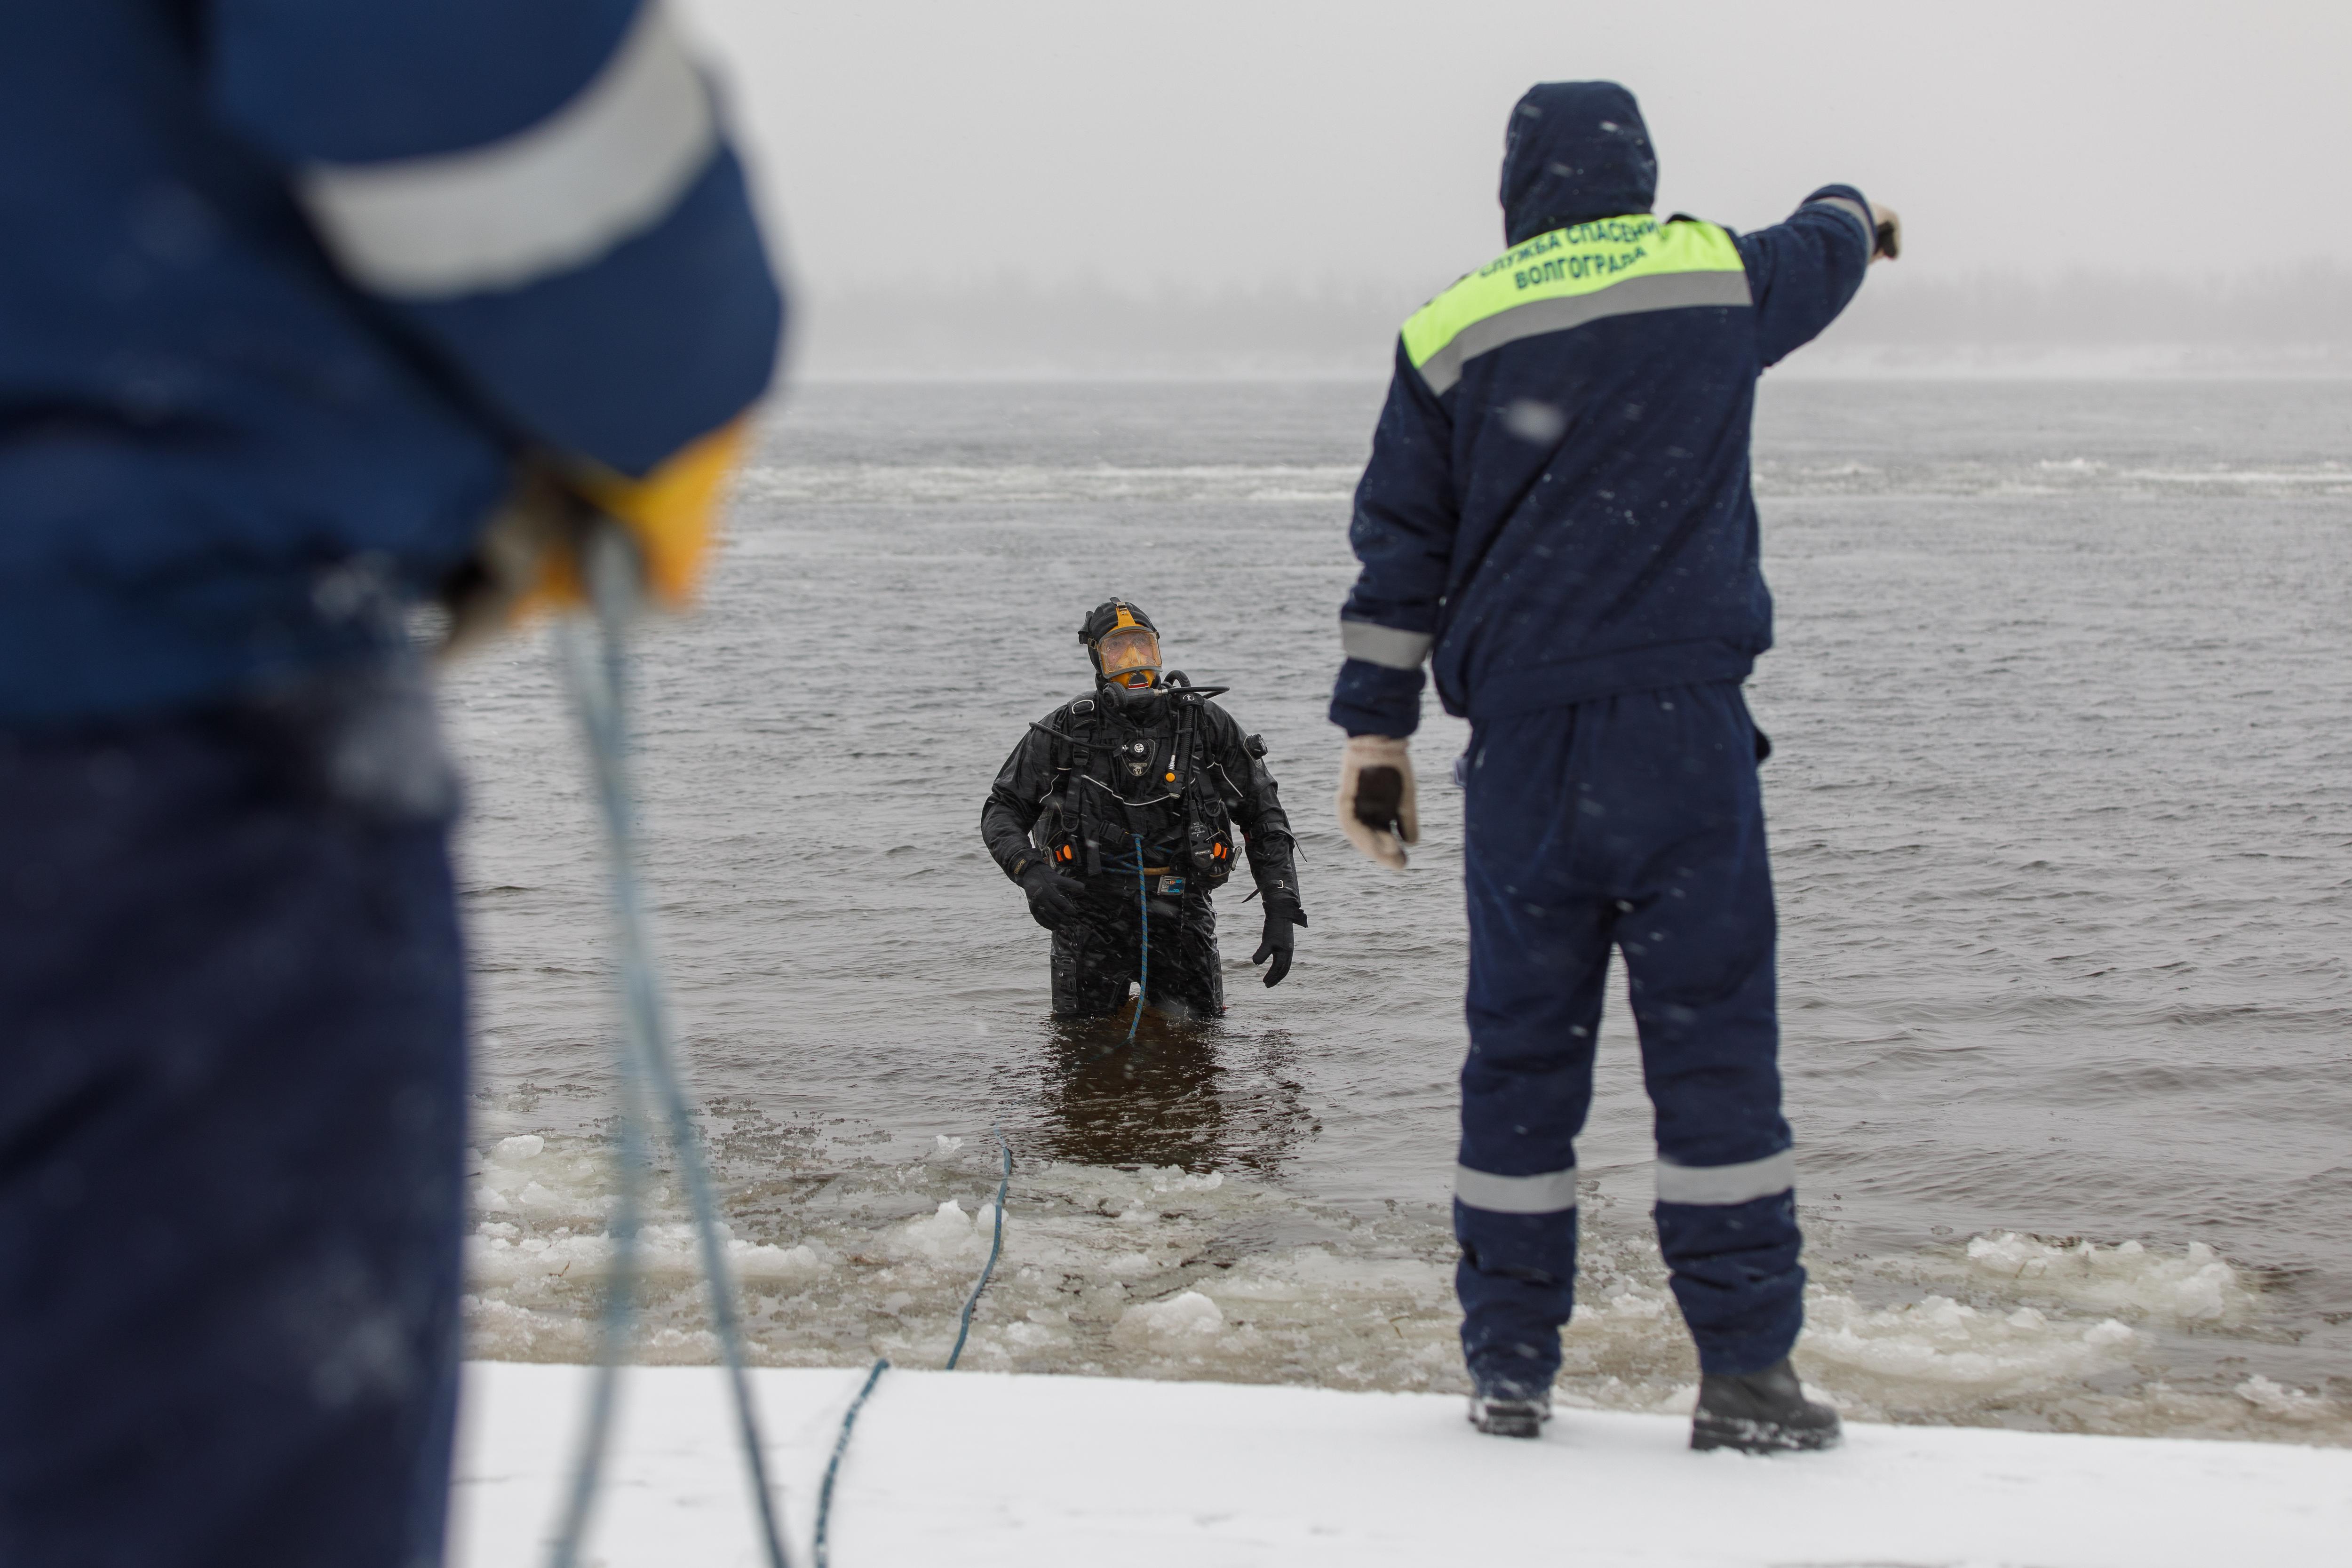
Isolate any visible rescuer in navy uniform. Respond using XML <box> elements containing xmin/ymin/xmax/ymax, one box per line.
<box><xmin>1328</xmin><ymin>82</ymin><xmax>1900</xmax><ymax>1449</ymax></box>
<box><xmin>0</xmin><ymin>6</ymin><xmax>782</xmax><ymax>1564</ymax></box>
<box><xmin>985</xmin><ymin>600</ymin><xmax>1305</xmax><ymax>1020</ymax></box>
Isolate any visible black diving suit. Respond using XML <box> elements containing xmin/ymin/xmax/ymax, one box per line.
<box><xmin>982</xmin><ymin>679</ymin><xmax>1303</xmax><ymax>1019</ymax></box>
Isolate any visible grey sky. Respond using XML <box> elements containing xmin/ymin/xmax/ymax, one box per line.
<box><xmin>679</xmin><ymin>0</ymin><xmax>2350</xmax><ymax>294</ymax></box>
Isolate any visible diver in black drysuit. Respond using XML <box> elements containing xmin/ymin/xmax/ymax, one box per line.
<box><xmin>983</xmin><ymin>599</ymin><xmax>1305</xmax><ymax>1019</ymax></box>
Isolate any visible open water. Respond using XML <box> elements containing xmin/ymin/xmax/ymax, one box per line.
<box><xmin>442</xmin><ymin>378</ymin><xmax>2352</xmax><ymax>1443</ymax></box>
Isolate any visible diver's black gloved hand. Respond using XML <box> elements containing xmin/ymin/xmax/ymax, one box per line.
<box><xmin>1018</xmin><ymin>862</ymin><xmax>1083</xmax><ymax>931</ymax></box>
<box><xmin>1252</xmin><ymin>901</ymin><xmax>1306</xmax><ymax>987</ymax></box>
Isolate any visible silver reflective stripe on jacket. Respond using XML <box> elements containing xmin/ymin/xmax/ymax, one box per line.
<box><xmin>297</xmin><ymin>3</ymin><xmax>716</xmax><ymax>297</ymax></box>
<box><xmin>1416</xmin><ymin>270</ymin><xmax>1753</xmax><ymax>396</ymax></box>
<box><xmin>1654</xmin><ymin>1149</ymin><xmax>1796</xmax><ymax>1206</ymax></box>
<box><xmin>1340</xmin><ymin>620</ymin><xmax>1434</xmax><ymax>670</ymax></box>
<box><xmin>1809</xmin><ymin>195</ymin><xmax>1875</xmax><ymax>245</ymax></box>
<box><xmin>1455</xmin><ymin>1164</ymin><xmax>1578</xmax><ymax>1215</ymax></box>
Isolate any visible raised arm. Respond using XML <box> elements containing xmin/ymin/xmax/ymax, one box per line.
<box><xmin>1734</xmin><ymin>184</ymin><xmax>1883</xmax><ymax>368</ymax></box>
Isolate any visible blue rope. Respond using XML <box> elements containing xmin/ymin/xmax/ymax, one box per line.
<box><xmin>946</xmin><ymin>1125</ymin><xmax>1013</xmax><ymax>1370</ymax></box>
<box><xmin>812</xmin><ymin>1126</ymin><xmax>1012</xmax><ymax>1562</ymax></box>
<box><xmin>547</xmin><ymin>530</ymin><xmax>794</xmax><ymax>1568</ymax></box>
<box><xmin>1125</xmin><ymin>833</ymin><xmax>1148</xmax><ymax>1042</ymax></box>
<box><xmin>810</xmin><ymin>1358</ymin><xmax>889</xmax><ymax>1568</ymax></box>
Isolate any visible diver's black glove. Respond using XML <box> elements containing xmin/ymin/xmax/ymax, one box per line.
<box><xmin>1252</xmin><ymin>900</ymin><xmax>1306</xmax><ymax>987</ymax></box>
<box><xmin>1018</xmin><ymin>862</ymin><xmax>1083</xmax><ymax>931</ymax></box>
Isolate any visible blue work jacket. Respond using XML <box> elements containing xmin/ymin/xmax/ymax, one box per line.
<box><xmin>1330</xmin><ymin>81</ymin><xmax>1872</xmax><ymax>736</ymax></box>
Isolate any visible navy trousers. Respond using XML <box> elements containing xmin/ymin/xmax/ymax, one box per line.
<box><xmin>0</xmin><ymin>676</ymin><xmax>467</xmax><ymax>1568</ymax></box>
<box><xmin>1454</xmin><ymin>681</ymin><xmax>1804</xmax><ymax>1395</ymax></box>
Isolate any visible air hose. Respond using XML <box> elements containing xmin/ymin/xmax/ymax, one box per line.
<box><xmin>546</xmin><ymin>528</ymin><xmax>793</xmax><ymax>1568</ymax></box>
<box><xmin>811</xmin><ymin>1122</ymin><xmax>1013</xmax><ymax>1564</ymax></box>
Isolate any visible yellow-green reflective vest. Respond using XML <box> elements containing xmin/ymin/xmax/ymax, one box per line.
<box><xmin>1402</xmin><ymin>216</ymin><xmax>1748</xmax><ymax>395</ymax></box>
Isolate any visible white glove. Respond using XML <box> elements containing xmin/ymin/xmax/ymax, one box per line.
<box><xmin>1868</xmin><ymin>201</ymin><xmax>1901</xmax><ymax>262</ymax></box>
<box><xmin>1335</xmin><ymin>735</ymin><xmax>1418</xmax><ymax>870</ymax></box>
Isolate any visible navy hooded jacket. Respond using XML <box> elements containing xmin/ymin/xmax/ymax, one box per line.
<box><xmin>1329</xmin><ymin>82</ymin><xmax>1873</xmax><ymax>736</ymax></box>
<box><xmin>0</xmin><ymin>1</ymin><xmax>783</xmax><ymax>724</ymax></box>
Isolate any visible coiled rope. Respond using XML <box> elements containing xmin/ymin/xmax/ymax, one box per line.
<box><xmin>547</xmin><ymin>528</ymin><xmax>793</xmax><ymax>1568</ymax></box>
<box><xmin>810</xmin><ymin>1122</ymin><xmax>1013</xmax><ymax>1562</ymax></box>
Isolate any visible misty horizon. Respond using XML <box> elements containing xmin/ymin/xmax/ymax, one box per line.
<box><xmin>787</xmin><ymin>263</ymin><xmax>2352</xmax><ymax>378</ymax></box>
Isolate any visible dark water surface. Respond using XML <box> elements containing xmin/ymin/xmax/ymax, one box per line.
<box><xmin>445</xmin><ymin>379</ymin><xmax>2352</xmax><ymax>1442</ymax></box>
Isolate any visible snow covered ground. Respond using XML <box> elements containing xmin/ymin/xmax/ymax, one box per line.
<box><xmin>452</xmin><ymin>1360</ymin><xmax>2352</xmax><ymax>1567</ymax></box>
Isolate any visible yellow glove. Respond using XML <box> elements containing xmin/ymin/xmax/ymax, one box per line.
<box><xmin>440</xmin><ymin>417</ymin><xmax>751</xmax><ymax>655</ymax></box>
<box><xmin>1335</xmin><ymin>735</ymin><xmax>1418</xmax><ymax>870</ymax></box>
<box><xmin>562</xmin><ymin>417</ymin><xmax>748</xmax><ymax>609</ymax></box>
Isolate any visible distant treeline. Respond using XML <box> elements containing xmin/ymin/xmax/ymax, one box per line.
<box><xmin>793</xmin><ymin>265</ymin><xmax>2352</xmax><ymax>376</ymax></box>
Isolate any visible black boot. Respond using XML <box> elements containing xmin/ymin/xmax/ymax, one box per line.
<box><xmin>1467</xmin><ymin>1389</ymin><xmax>1552</xmax><ymax>1439</ymax></box>
<box><xmin>1691</xmin><ymin>1359</ymin><xmax>1841</xmax><ymax>1453</ymax></box>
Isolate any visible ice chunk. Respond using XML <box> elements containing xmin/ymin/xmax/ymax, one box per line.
<box><xmin>933</xmin><ymin>1135</ymin><xmax>963</xmax><ymax>1158</ymax></box>
<box><xmin>2236</xmin><ymin>1375</ymin><xmax>2329</xmax><ymax>1422</ymax></box>
<box><xmin>888</xmin><ymin>1199</ymin><xmax>984</xmax><ymax>1263</ymax></box>
<box><xmin>1802</xmin><ymin>1293</ymin><xmax>2138</xmax><ymax>1395</ymax></box>
<box><xmin>1114</xmin><ymin>1290</ymin><xmax>1225</xmax><ymax>1347</ymax></box>
<box><xmin>731</xmin><ymin>1241</ymin><xmax>825</xmax><ymax>1282</ymax></box>
<box><xmin>494</xmin><ymin>1134</ymin><xmax>544</xmax><ymax>1162</ymax></box>
<box><xmin>1960</xmin><ymin>1232</ymin><xmax>2248</xmax><ymax>1322</ymax></box>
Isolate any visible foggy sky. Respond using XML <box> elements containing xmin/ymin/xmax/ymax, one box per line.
<box><xmin>678</xmin><ymin>0</ymin><xmax>2352</xmax><ymax>296</ymax></box>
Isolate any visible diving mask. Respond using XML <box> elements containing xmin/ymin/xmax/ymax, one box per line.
<box><xmin>1095</xmin><ymin>624</ymin><xmax>1161</xmax><ymax>690</ymax></box>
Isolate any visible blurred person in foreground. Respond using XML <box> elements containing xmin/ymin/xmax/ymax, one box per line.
<box><xmin>1328</xmin><ymin>81</ymin><xmax>1897</xmax><ymax>1450</ymax></box>
<box><xmin>0</xmin><ymin>4</ymin><xmax>782</xmax><ymax>1563</ymax></box>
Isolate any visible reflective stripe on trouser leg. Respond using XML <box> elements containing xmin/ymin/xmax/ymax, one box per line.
<box><xmin>1653</xmin><ymin>1150</ymin><xmax>1803</xmax><ymax>1377</ymax></box>
<box><xmin>1455</xmin><ymin>1164</ymin><xmax>1577</xmax><ymax>1214</ymax></box>
<box><xmin>1453</xmin><ymin>1166</ymin><xmax>1580</xmax><ymax>1399</ymax></box>
<box><xmin>1656</xmin><ymin>1149</ymin><xmax>1795</xmax><ymax>1207</ymax></box>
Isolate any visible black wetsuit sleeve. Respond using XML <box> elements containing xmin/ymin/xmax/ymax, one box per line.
<box><xmin>981</xmin><ymin>722</ymin><xmax>1063</xmax><ymax>882</ymax></box>
<box><xmin>1209</xmin><ymin>708</ymin><xmax>1303</xmax><ymax>917</ymax></box>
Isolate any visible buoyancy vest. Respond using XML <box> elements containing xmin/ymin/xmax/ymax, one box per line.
<box><xmin>1033</xmin><ymin>687</ymin><xmax>1238</xmax><ymax>891</ymax></box>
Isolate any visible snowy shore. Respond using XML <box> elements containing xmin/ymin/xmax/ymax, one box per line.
<box><xmin>452</xmin><ymin>1361</ymin><xmax>2352</xmax><ymax>1567</ymax></box>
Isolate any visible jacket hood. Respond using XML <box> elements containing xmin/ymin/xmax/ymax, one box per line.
<box><xmin>1499</xmin><ymin>81</ymin><xmax>1658</xmax><ymax>245</ymax></box>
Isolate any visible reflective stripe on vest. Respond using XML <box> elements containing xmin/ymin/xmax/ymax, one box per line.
<box><xmin>1401</xmin><ymin>216</ymin><xmax>1749</xmax><ymax>396</ymax></box>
